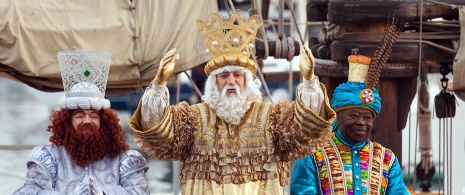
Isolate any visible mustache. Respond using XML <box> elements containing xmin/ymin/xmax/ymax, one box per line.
<box><xmin>220</xmin><ymin>84</ymin><xmax>243</xmax><ymax>98</ymax></box>
<box><xmin>76</xmin><ymin>123</ymin><xmax>100</xmax><ymax>139</ymax></box>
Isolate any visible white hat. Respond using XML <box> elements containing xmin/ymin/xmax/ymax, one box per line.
<box><xmin>57</xmin><ymin>50</ymin><xmax>112</xmax><ymax>110</ymax></box>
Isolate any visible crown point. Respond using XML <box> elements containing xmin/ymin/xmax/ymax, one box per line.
<box><xmin>197</xmin><ymin>10</ymin><xmax>262</xmax><ymax>75</ymax></box>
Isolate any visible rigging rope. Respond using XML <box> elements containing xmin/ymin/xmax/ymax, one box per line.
<box><xmin>426</xmin><ymin>0</ymin><xmax>463</xmax><ymax>9</ymax></box>
<box><xmin>415</xmin><ymin>1</ymin><xmax>424</xmax><ymax>191</ymax></box>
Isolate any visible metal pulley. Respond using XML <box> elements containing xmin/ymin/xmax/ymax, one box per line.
<box><xmin>434</xmin><ymin>64</ymin><xmax>457</xmax><ymax>118</ymax></box>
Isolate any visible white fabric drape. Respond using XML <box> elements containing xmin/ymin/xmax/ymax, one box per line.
<box><xmin>0</xmin><ymin>0</ymin><xmax>217</xmax><ymax>95</ymax></box>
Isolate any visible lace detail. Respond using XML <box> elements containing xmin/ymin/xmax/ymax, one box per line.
<box><xmin>141</xmin><ymin>84</ymin><xmax>169</xmax><ymax>130</ymax></box>
<box><xmin>299</xmin><ymin>78</ymin><xmax>324</xmax><ymax>114</ymax></box>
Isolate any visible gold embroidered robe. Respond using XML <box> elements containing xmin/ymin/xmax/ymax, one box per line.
<box><xmin>130</xmin><ymin>85</ymin><xmax>336</xmax><ymax>195</ymax></box>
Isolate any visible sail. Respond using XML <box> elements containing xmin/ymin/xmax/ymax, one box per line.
<box><xmin>454</xmin><ymin>7</ymin><xmax>465</xmax><ymax>101</ymax></box>
<box><xmin>0</xmin><ymin>0</ymin><xmax>218</xmax><ymax>95</ymax></box>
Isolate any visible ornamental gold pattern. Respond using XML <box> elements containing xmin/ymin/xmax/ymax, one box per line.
<box><xmin>197</xmin><ymin>10</ymin><xmax>261</xmax><ymax>75</ymax></box>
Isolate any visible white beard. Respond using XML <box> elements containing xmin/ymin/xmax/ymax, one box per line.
<box><xmin>212</xmin><ymin>84</ymin><xmax>250</xmax><ymax>125</ymax></box>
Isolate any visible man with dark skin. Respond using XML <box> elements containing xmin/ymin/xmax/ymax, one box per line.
<box><xmin>338</xmin><ymin>108</ymin><xmax>374</xmax><ymax>143</ymax></box>
<box><xmin>290</xmin><ymin>53</ymin><xmax>414</xmax><ymax>195</ymax></box>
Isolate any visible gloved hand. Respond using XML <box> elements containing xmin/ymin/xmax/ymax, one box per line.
<box><xmin>299</xmin><ymin>45</ymin><xmax>316</xmax><ymax>80</ymax></box>
<box><xmin>153</xmin><ymin>48</ymin><xmax>180</xmax><ymax>85</ymax></box>
<box><xmin>73</xmin><ymin>175</ymin><xmax>92</xmax><ymax>195</ymax></box>
<box><xmin>89</xmin><ymin>176</ymin><xmax>104</xmax><ymax>195</ymax></box>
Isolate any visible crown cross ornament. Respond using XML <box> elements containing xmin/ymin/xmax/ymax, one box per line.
<box><xmin>197</xmin><ymin>10</ymin><xmax>261</xmax><ymax>76</ymax></box>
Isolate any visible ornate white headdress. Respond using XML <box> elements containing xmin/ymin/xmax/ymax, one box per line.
<box><xmin>57</xmin><ymin>50</ymin><xmax>112</xmax><ymax>110</ymax></box>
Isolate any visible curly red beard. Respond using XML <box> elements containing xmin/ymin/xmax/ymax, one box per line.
<box><xmin>48</xmin><ymin>109</ymin><xmax>129</xmax><ymax>167</ymax></box>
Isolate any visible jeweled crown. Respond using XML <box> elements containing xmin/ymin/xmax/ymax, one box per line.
<box><xmin>197</xmin><ymin>10</ymin><xmax>261</xmax><ymax>76</ymax></box>
<box><xmin>57</xmin><ymin>50</ymin><xmax>112</xmax><ymax>110</ymax></box>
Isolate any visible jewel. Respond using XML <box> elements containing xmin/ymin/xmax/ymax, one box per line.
<box><xmin>83</xmin><ymin>70</ymin><xmax>91</xmax><ymax>77</ymax></box>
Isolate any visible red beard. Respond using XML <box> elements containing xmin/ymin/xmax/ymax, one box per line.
<box><xmin>75</xmin><ymin>123</ymin><xmax>101</xmax><ymax>140</ymax></box>
<box><xmin>64</xmin><ymin>124</ymin><xmax>107</xmax><ymax>167</ymax></box>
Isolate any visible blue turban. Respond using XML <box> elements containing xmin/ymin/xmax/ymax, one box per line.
<box><xmin>331</xmin><ymin>82</ymin><xmax>381</xmax><ymax>119</ymax></box>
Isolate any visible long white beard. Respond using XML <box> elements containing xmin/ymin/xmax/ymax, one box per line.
<box><xmin>213</xmin><ymin>84</ymin><xmax>250</xmax><ymax>125</ymax></box>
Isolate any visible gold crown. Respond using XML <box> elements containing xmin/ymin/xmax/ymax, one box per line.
<box><xmin>197</xmin><ymin>10</ymin><xmax>261</xmax><ymax>76</ymax></box>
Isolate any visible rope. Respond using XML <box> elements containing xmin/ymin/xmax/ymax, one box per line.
<box><xmin>438</xmin><ymin>119</ymin><xmax>442</xmax><ymax>194</ymax></box>
<box><xmin>281</xmin><ymin>35</ymin><xmax>288</xmax><ymax>59</ymax></box>
<box><xmin>414</xmin><ymin>1</ymin><xmax>424</xmax><ymax>191</ymax></box>
<box><xmin>287</xmin><ymin>0</ymin><xmax>294</xmax><ymax>101</ymax></box>
<box><xmin>285</xmin><ymin>0</ymin><xmax>305</xmax><ymax>45</ymax></box>
<box><xmin>315</xmin><ymin>58</ymin><xmax>418</xmax><ymax>68</ymax></box>
<box><xmin>274</xmin><ymin>34</ymin><xmax>296</xmax><ymax>61</ymax></box>
<box><xmin>273</xmin><ymin>0</ymin><xmax>297</xmax><ymax>61</ymax></box>
<box><xmin>323</xmin><ymin>19</ymin><xmax>460</xmax><ymax>55</ymax></box>
<box><xmin>448</xmin><ymin>117</ymin><xmax>453</xmax><ymax>195</ymax></box>
<box><xmin>183</xmin><ymin>71</ymin><xmax>203</xmax><ymax>98</ymax></box>
<box><xmin>251</xmin><ymin>0</ymin><xmax>269</xmax><ymax>60</ymax></box>
<box><xmin>335</xmin><ymin>32</ymin><xmax>459</xmax><ymax>53</ymax></box>
<box><xmin>278</xmin><ymin>0</ymin><xmax>284</xmax><ymax>38</ymax></box>
<box><xmin>251</xmin><ymin>52</ymin><xmax>273</xmax><ymax>103</ymax></box>
<box><xmin>224</xmin><ymin>0</ymin><xmax>235</xmax><ymax>11</ymax></box>
<box><xmin>287</xmin><ymin>36</ymin><xmax>295</xmax><ymax>61</ymax></box>
<box><xmin>275</xmin><ymin>38</ymin><xmax>282</xmax><ymax>59</ymax></box>
<box><xmin>343</xmin><ymin>31</ymin><xmax>460</xmax><ymax>40</ymax></box>
<box><xmin>426</xmin><ymin>0</ymin><xmax>463</xmax><ymax>9</ymax></box>
<box><xmin>407</xmin><ymin>110</ymin><xmax>412</xmax><ymax>187</ymax></box>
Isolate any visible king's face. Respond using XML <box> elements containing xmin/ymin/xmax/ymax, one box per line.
<box><xmin>72</xmin><ymin>109</ymin><xmax>101</xmax><ymax>137</ymax></box>
<box><xmin>216</xmin><ymin>70</ymin><xmax>246</xmax><ymax>95</ymax></box>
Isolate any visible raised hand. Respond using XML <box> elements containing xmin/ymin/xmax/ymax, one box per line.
<box><xmin>153</xmin><ymin>48</ymin><xmax>180</xmax><ymax>85</ymax></box>
<box><xmin>299</xmin><ymin>45</ymin><xmax>316</xmax><ymax>80</ymax></box>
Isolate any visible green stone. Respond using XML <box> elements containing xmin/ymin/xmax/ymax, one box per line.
<box><xmin>84</xmin><ymin>70</ymin><xmax>91</xmax><ymax>77</ymax></box>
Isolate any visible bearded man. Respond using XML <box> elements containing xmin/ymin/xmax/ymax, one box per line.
<box><xmin>14</xmin><ymin>50</ymin><xmax>150</xmax><ymax>195</ymax></box>
<box><xmin>130</xmin><ymin>10</ymin><xmax>336</xmax><ymax>195</ymax></box>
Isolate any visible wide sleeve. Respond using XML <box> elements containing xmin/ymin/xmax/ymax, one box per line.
<box><xmin>13</xmin><ymin>146</ymin><xmax>60</xmax><ymax>195</ymax></box>
<box><xmin>130</xmin><ymin>99</ymin><xmax>198</xmax><ymax>161</ymax></box>
<box><xmin>100</xmin><ymin>150</ymin><xmax>150</xmax><ymax>195</ymax></box>
<box><xmin>290</xmin><ymin>155</ymin><xmax>321</xmax><ymax>195</ymax></box>
<box><xmin>269</xmin><ymin>82</ymin><xmax>336</xmax><ymax>161</ymax></box>
<box><xmin>385</xmin><ymin>157</ymin><xmax>415</xmax><ymax>195</ymax></box>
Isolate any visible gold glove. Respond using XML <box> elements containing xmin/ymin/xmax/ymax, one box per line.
<box><xmin>299</xmin><ymin>45</ymin><xmax>316</xmax><ymax>80</ymax></box>
<box><xmin>153</xmin><ymin>48</ymin><xmax>180</xmax><ymax>85</ymax></box>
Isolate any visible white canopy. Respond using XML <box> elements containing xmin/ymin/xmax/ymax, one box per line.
<box><xmin>0</xmin><ymin>0</ymin><xmax>218</xmax><ymax>95</ymax></box>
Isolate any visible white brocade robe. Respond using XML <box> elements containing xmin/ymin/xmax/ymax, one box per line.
<box><xmin>13</xmin><ymin>145</ymin><xmax>150</xmax><ymax>195</ymax></box>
